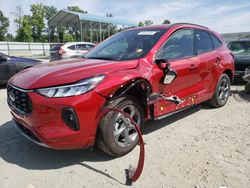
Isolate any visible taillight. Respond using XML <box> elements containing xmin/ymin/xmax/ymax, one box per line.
<box><xmin>59</xmin><ymin>47</ymin><xmax>66</xmax><ymax>54</ymax></box>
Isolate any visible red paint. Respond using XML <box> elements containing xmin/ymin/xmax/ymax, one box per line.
<box><xmin>8</xmin><ymin>24</ymin><xmax>234</xmax><ymax>150</ymax></box>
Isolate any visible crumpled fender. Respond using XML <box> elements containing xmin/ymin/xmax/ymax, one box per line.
<box><xmin>94</xmin><ymin>68</ymin><xmax>149</xmax><ymax>98</ymax></box>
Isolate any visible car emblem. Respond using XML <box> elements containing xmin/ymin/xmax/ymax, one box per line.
<box><xmin>9</xmin><ymin>92</ymin><xmax>15</xmax><ymax>102</ymax></box>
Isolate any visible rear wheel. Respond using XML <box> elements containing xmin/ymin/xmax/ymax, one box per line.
<box><xmin>97</xmin><ymin>96</ymin><xmax>144</xmax><ymax>157</ymax></box>
<box><xmin>209</xmin><ymin>73</ymin><xmax>231</xmax><ymax>107</ymax></box>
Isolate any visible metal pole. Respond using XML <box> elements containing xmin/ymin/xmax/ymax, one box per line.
<box><xmin>48</xmin><ymin>25</ymin><xmax>51</xmax><ymax>43</ymax></box>
<box><xmin>80</xmin><ymin>20</ymin><xmax>83</xmax><ymax>42</ymax></box>
<box><xmin>108</xmin><ymin>23</ymin><xmax>111</xmax><ymax>37</ymax></box>
<box><xmin>99</xmin><ymin>22</ymin><xmax>101</xmax><ymax>42</ymax></box>
<box><xmin>90</xmin><ymin>21</ymin><xmax>93</xmax><ymax>43</ymax></box>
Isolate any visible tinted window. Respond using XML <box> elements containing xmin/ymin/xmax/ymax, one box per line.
<box><xmin>228</xmin><ymin>41</ymin><xmax>250</xmax><ymax>56</ymax></box>
<box><xmin>210</xmin><ymin>33</ymin><xmax>222</xmax><ymax>49</ymax></box>
<box><xmin>76</xmin><ymin>44</ymin><xmax>87</xmax><ymax>50</ymax></box>
<box><xmin>85</xmin><ymin>29</ymin><xmax>167</xmax><ymax>61</ymax></box>
<box><xmin>195</xmin><ymin>30</ymin><xmax>213</xmax><ymax>54</ymax></box>
<box><xmin>68</xmin><ymin>45</ymin><xmax>76</xmax><ymax>50</ymax></box>
<box><xmin>157</xmin><ymin>29</ymin><xmax>194</xmax><ymax>60</ymax></box>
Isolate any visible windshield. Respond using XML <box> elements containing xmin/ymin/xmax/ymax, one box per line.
<box><xmin>228</xmin><ymin>41</ymin><xmax>250</xmax><ymax>56</ymax></box>
<box><xmin>85</xmin><ymin>28</ymin><xmax>167</xmax><ymax>61</ymax></box>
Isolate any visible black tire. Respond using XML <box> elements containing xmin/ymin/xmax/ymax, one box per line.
<box><xmin>209</xmin><ymin>73</ymin><xmax>231</xmax><ymax>108</ymax></box>
<box><xmin>97</xmin><ymin>96</ymin><xmax>144</xmax><ymax>157</ymax></box>
<box><xmin>245</xmin><ymin>82</ymin><xmax>250</xmax><ymax>94</ymax></box>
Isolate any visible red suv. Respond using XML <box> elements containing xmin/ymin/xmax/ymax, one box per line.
<box><xmin>7</xmin><ymin>23</ymin><xmax>234</xmax><ymax>157</ymax></box>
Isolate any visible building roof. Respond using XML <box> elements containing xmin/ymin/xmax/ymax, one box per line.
<box><xmin>48</xmin><ymin>10</ymin><xmax>137</xmax><ymax>28</ymax></box>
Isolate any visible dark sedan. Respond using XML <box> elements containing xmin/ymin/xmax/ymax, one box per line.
<box><xmin>228</xmin><ymin>39</ymin><xmax>250</xmax><ymax>78</ymax></box>
<box><xmin>0</xmin><ymin>52</ymin><xmax>41</xmax><ymax>85</ymax></box>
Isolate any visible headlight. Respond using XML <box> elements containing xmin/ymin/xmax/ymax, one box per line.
<box><xmin>36</xmin><ymin>75</ymin><xmax>105</xmax><ymax>97</ymax></box>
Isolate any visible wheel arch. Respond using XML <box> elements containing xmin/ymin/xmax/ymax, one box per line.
<box><xmin>107</xmin><ymin>78</ymin><xmax>153</xmax><ymax>119</ymax></box>
<box><xmin>223</xmin><ymin>69</ymin><xmax>234</xmax><ymax>83</ymax></box>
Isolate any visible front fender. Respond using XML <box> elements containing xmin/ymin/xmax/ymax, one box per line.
<box><xmin>94</xmin><ymin>69</ymin><xmax>150</xmax><ymax>98</ymax></box>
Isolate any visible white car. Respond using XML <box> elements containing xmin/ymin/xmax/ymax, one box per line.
<box><xmin>53</xmin><ymin>42</ymin><xmax>95</xmax><ymax>60</ymax></box>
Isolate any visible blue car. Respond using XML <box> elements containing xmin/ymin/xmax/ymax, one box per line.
<box><xmin>0</xmin><ymin>52</ymin><xmax>41</xmax><ymax>85</ymax></box>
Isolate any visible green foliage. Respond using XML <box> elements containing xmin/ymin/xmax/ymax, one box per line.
<box><xmin>138</xmin><ymin>20</ymin><xmax>153</xmax><ymax>27</ymax></box>
<box><xmin>144</xmin><ymin>20</ymin><xmax>153</xmax><ymax>26</ymax></box>
<box><xmin>162</xmin><ymin>19</ymin><xmax>171</xmax><ymax>24</ymax></box>
<box><xmin>15</xmin><ymin>15</ymin><xmax>32</xmax><ymax>42</ymax></box>
<box><xmin>44</xmin><ymin>5</ymin><xmax>57</xmax><ymax>21</ymax></box>
<box><xmin>30</xmin><ymin>3</ymin><xmax>45</xmax><ymax>42</ymax></box>
<box><xmin>138</xmin><ymin>22</ymin><xmax>144</xmax><ymax>27</ymax></box>
<box><xmin>44</xmin><ymin>5</ymin><xmax>58</xmax><ymax>42</ymax></box>
<box><xmin>63</xmin><ymin>33</ymin><xmax>75</xmax><ymax>42</ymax></box>
<box><xmin>5</xmin><ymin>33</ymin><xmax>15</xmax><ymax>41</ymax></box>
<box><xmin>67</xmin><ymin>6</ymin><xmax>87</xmax><ymax>13</ymax></box>
<box><xmin>0</xmin><ymin>11</ymin><xmax>10</xmax><ymax>41</ymax></box>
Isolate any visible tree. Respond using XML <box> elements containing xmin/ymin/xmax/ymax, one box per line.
<box><xmin>11</xmin><ymin>5</ymin><xmax>23</xmax><ymax>30</ymax></box>
<box><xmin>162</xmin><ymin>19</ymin><xmax>171</xmax><ymax>24</ymax></box>
<box><xmin>30</xmin><ymin>3</ymin><xmax>45</xmax><ymax>42</ymax></box>
<box><xmin>0</xmin><ymin>11</ymin><xmax>10</xmax><ymax>41</ymax></box>
<box><xmin>15</xmin><ymin>15</ymin><xmax>32</xmax><ymax>42</ymax></box>
<box><xmin>63</xmin><ymin>33</ymin><xmax>75</xmax><ymax>42</ymax></box>
<box><xmin>67</xmin><ymin>6</ymin><xmax>87</xmax><ymax>13</ymax></box>
<box><xmin>138</xmin><ymin>22</ymin><xmax>144</xmax><ymax>27</ymax></box>
<box><xmin>44</xmin><ymin>5</ymin><xmax>58</xmax><ymax>42</ymax></box>
<box><xmin>5</xmin><ymin>33</ymin><xmax>15</xmax><ymax>41</ymax></box>
<box><xmin>44</xmin><ymin>5</ymin><xmax>57</xmax><ymax>21</ymax></box>
<box><xmin>144</xmin><ymin>20</ymin><xmax>153</xmax><ymax>26</ymax></box>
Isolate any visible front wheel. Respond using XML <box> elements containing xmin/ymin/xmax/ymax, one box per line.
<box><xmin>97</xmin><ymin>96</ymin><xmax>144</xmax><ymax>157</ymax></box>
<box><xmin>208</xmin><ymin>73</ymin><xmax>231</xmax><ymax>108</ymax></box>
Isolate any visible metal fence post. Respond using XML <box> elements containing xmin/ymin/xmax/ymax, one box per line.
<box><xmin>42</xmin><ymin>43</ymin><xmax>45</xmax><ymax>56</ymax></box>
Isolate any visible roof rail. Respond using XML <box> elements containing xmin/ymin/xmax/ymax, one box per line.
<box><xmin>170</xmin><ymin>23</ymin><xmax>209</xmax><ymax>29</ymax></box>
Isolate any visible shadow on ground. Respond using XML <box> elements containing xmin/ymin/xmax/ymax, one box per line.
<box><xmin>0</xmin><ymin>103</ymin><xmax>212</xmax><ymax>170</ymax></box>
<box><xmin>231</xmin><ymin>89</ymin><xmax>250</xmax><ymax>102</ymax></box>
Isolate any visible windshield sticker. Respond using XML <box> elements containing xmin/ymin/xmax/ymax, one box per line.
<box><xmin>138</xmin><ymin>31</ymin><xmax>157</xmax><ymax>36</ymax></box>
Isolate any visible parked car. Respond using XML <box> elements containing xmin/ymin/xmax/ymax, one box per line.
<box><xmin>49</xmin><ymin>43</ymin><xmax>63</xmax><ymax>61</ymax></box>
<box><xmin>50</xmin><ymin>42</ymin><xmax>95</xmax><ymax>61</ymax></box>
<box><xmin>7</xmin><ymin>23</ymin><xmax>234</xmax><ymax>157</ymax></box>
<box><xmin>0</xmin><ymin>52</ymin><xmax>41</xmax><ymax>85</ymax></box>
<box><xmin>228</xmin><ymin>38</ymin><xmax>250</xmax><ymax>78</ymax></box>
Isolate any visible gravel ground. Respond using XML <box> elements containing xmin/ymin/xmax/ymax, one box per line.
<box><xmin>0</xmin><ymin>85</ymin><xmax>250</xmax><ymax>188</ymax></box>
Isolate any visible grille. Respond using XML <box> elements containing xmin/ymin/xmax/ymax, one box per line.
<box><xmin>7</xmin><ymin>85</ymin><xmax>33</xmax><ymax>116</ymax></box>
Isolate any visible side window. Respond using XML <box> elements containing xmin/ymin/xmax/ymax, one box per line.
<box><xmin>68</xmin><ymin>45</ymin><xmax>76</xmax><ymax>50</ymax></box>
<box><xmin>195</xmin><ymin>30</ymin><xmax>213</xmax><ymax>54</ymax></box>
<box><xmin>157</xmin><ymin>29</ymin><xmax>194</xmax><ymax>61</ymax></box>
<box><xmin>76</xmin><ymin>44</ymin><xmax>88</xmax><ymax>51</ymax></box>
<box><xmin>210</xmin><ymin>33</ymin><xmax>222</xmax><ymax>49</ymax></box>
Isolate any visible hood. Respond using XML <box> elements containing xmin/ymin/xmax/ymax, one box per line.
<box><xmin>9</xmin><ymin>58</ymin><xmax>139</xmax><ymax>89</ymax></box>
<box><xmin>9</xmin><ymin>56</ymin><xmax>41</xmax><ymax>64</ymax></box>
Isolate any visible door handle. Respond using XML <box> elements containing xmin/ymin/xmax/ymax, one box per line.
<box><xmin>188</xmin><ymin>64</ymin><xmax>197</xmax><ymax>71</ymax></box>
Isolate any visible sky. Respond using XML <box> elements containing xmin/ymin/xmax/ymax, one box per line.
<box><xmin>0</xmin><ymin>0</ymin><xmax>250</xmax><ymax>35</ymax></box>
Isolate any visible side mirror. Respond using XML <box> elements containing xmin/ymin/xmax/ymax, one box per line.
<box><xmin>163</xmin><ymin>70</ymin><xmax>177</xmax><ymax>84</ymax></box>
<box><xmin>155</xmin><ymin>58</ymin><xmax>177</xmax><ymax>85</ymax></box>
<box><xmin>155</xmin><ymin>58</ymin><xmax>169</xmax><ymax>69</ymax></box>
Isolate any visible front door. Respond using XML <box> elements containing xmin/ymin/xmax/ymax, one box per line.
<box><xmin>153</xmin><ymin>29</ymin><xmax>202</xmax><ymax>118</ymax></box>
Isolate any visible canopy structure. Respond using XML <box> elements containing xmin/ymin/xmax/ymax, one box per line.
<box><xmin>48</xmin><ymin>10</ymin><xmax>137</xmax><ymax>43</ymax></box>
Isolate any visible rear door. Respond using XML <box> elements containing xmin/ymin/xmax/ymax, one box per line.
<box><xmin>153</xmin><ymin>29</ymin><xmax>203</xmax><ymax>117</ymax></box>
<box><xmin>194</xmin><ymin>29</ymin><xmax>219</xmax><ymax>100</ymax></box>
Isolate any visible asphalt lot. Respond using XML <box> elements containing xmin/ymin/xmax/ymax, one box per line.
<box><xmin>0</xmin><ymin>84</ymin><xmax>250</xmax><ymax>188</ymax></box>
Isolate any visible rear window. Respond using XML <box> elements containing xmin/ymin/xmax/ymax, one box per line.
<box><xmin>195</xmin><ymin>30</ymin><xmax>213</xmax><ymax>54</ymax></box>
<box><xmin>210</xmin><ymin>33</ymin><xmax>222</xmax><ymax>49</ymax></box>
<box><xmin>50</xmin><ymin>44</ymin><xmax>62</xmax><ymax>50</ymax></box>
<box><xmin>68</xmin><ymin>45</ymin><xmax>76</xmax><ymax>50</ymax></box>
